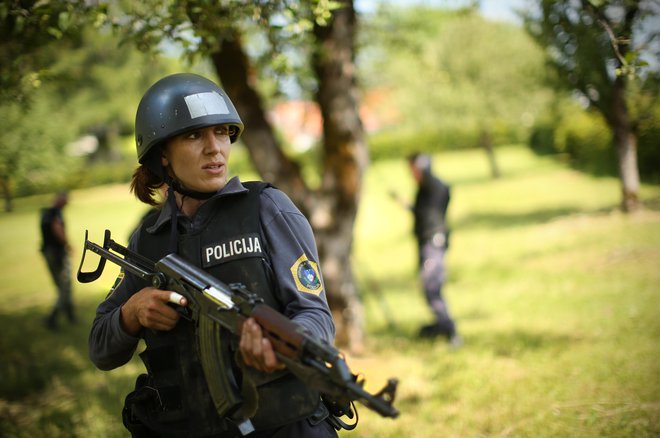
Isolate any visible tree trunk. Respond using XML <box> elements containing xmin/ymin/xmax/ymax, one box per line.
<box><xmin>211</xmin><ymin>37</ymin><xmax>308</xmax><ymax>205</ymax></box>
<box><xmin>0</xmin><ymin>175</ymin><xmax>13</xmax><ymax>212</ymax></box>
<box><xmin>610</xmin><ymin>75</ymin><xmax>641</xmax><ymax>213</ymax></box>
<box><xmin>311</xmin><ymin>1</ymin><xmax>367</xmax><ymax>354</ymax></box>
<box><xmin>207</xmin><ymin>2</ymin><xmax>367</xmax><ymax>353</ymax></box>
<box><xmin>479</xmin><ymin>128</ymin><xmax>500</xmax><ymax>179</ymax></box>
<box><xmin>587</xmin><ymin>1</ymin><xmax>641</xmax><ymax>213</ymax></box>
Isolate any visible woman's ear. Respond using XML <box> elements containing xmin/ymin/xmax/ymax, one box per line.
<box><xmin>161</xmin><ymin>151</ymin><xmax>169</xmax><ymax>167</ymax></box>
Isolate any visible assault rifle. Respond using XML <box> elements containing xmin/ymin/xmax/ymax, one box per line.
<box><xmin>78</xmin><ymin>230</ymin><xmax>398</xmax><ymax>433</ymax></box>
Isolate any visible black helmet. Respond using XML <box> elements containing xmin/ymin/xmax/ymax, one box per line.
<box><xmin>135</xmin><ymin>73</ymin><xmax>243</xmax><ymax>163</ymax></box>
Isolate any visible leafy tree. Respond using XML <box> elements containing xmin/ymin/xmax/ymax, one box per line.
<box><xmin>0</xmin><ymin>90</ymin><xmax>80</xmax><ymax>210</ymax></box>
<box><xmin>104</xmin><ymin>0</ymin><xmax>368</xmax><ymax>351</ymax></box>
<box><xmin>359</xmin><ymin>4</ymin><xmax>551</xmax><ymax>173</ymax></box>
<box><xmin>523</xmin><ymin>0</ymin><xmax>660</xmax><ymax>212</ymax></box>
<box><xmin>44</xmin><ymin>27</ymin><xmax>174</xmax><ymax>162</ymax></box>
<box><xmin>0</xmin><ymin>0</ymin><xmax>97</xmax><ymax>210</ymax></box>
<box><xmin>0</xmin><ymin>0</ymin><xmax>99</xmax><ymax>103</ymax></box>
<box><xmin>0</xmin><ymin>15</ymin><xmax>172</xmax><ymax>210</ymax></box>
<box><xmin>0</xmin><ymin>1</ymin><xmax>174</xmax><ymax>211</ymax></box>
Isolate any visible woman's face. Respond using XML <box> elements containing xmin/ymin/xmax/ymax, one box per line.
<box><xmin>162</xmin><ymin>124</ymin><xmax>233</xmax><ymax>193</ymax></box>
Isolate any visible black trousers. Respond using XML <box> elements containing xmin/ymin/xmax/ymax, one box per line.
<box><xmin>419</xmin><ymin>239</ymin><xmax>456</xmax><ymax>336</ymax></box>
<box><xmin>42</xmin><ymin>246</ymin><xmax>74</xmax><ymax>323</ymax></box>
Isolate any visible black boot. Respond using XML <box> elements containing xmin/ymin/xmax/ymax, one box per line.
<box><xmin>44</xmin><ymin>311</ymin><xmax>58</xmax><ymax>330</ymax></box>
<box><xmin>65</xmin><ymin>305</ymin><xmax>77</xmax><ymax>324</ymax></box>
<box><xmin>418</xmin><ymin>323</ymin><xmax>448</xmax><ymax>338</ymax></box>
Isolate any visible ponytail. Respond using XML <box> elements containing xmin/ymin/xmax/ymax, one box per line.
<box><xmin>130</xmin><ymin>165</ymin><xmax>166</xmax><ymax>206</ymax></box>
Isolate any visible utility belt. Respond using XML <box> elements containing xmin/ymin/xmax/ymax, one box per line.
<box><xmin>122</xmin><ymin>368</ymin><xmax>329</xmax><ymax>438</ymax></box>
<box><xmin>122</xmin><ymin>373</ymin><xmax>330</xmax><ymax>438</ymax></box>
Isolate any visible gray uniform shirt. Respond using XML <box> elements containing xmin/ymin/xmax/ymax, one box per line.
<box><xmin>88</xmin><ymin>177</ymin><xmax>335</xmax><ymax>371</ymax></box>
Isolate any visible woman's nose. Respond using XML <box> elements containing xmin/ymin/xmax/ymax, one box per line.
<box><xmin>202</xmin><ymin>129</ymin><xmax>223</xmax><ymax>154</ymax></box>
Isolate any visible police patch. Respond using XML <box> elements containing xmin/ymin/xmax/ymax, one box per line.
<box><xmin>105</xmin><ymin>271</ymin><xmax>125</xmax><ymax>299</ymax></box>
<box><xmin>290</xmin><ymin>254</ymin><xmax>322</xmax><ymax>295</ymax></box>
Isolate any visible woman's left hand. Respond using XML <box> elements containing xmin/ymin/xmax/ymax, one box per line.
<box><xmin>239</xmin><ymin>318</ymin><xmax>286</xmax><ymax>373</ymax></box>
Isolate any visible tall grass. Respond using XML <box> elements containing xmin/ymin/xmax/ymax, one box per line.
<box><xmin>1</xmin><ymin>146</ymin><xmax>658</xmax><ymax>437</ymax></box>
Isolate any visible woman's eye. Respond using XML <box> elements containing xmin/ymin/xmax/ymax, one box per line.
<box><xmin>214</xmin><ymin>126</ymin><xmax>237</xmax><ymax>137</ymax></box>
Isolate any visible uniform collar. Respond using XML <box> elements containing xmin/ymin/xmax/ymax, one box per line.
<box><xmin>146</xmin><ymin>176</ymin><xmax>248</xmax><ymax>234</ymax></box>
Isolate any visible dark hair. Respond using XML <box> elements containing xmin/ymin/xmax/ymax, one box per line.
<box><xmin>408</xmin><ymin>152</ymin><xmax>432</xmax><ymax>173</ymax></box>
<box><xmin>130</xmin><ymin>165</ymin><xmax>166</xmax><ymax>206</ymax></box>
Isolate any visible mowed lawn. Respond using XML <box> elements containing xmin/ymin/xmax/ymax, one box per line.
<box><xmin>1</xmin><ymin>145</ymin><xmax>658</xmax><ymax>437</ymax></box>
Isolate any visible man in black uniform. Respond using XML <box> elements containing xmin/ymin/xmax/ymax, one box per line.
<box><xmin>394</xmin><ymin>153</ymin><xmax>461</xmax><ymax>346</ymax></box>
<box><xmin>41</xmin><ymin>190</ymin><xmax>75</xmax><ymax>329</ymax></box>
<box><xmin>88</xmin><ymin>73</ymin><xmax>337</xmax><ymax>437</ymax></box>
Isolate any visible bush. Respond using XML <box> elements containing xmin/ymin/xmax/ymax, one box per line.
<box><xmin>529</xmin><ymin>123</ymin><xmax>556</xmax><ymax>155</ymax></box>
<box><xmin>560</xmin><ymin>109</ymin><xmax>616</xmax><ymax>175</ymax></box>
<box><xmin>529</xmin><ymin>102</ymin><xmax>660</xmax><ymax>180</ymax></box>
<box><xmin>75</xmin><ymin>160</ymin><xmax>136</xmax><ymax>188</ymax></box>
<box><xmin>368</xmin><ymin>126</ymin><xmax>480</xmax><ymax>161</ymax></box>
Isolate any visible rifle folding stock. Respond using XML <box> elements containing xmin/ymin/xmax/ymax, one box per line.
<box><xmin>78</xmin><ymin>230</ymin><xmax>399</xmax><ymax>426</ymax></box>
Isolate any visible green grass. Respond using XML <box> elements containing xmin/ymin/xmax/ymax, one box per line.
<box><xmin>1</xmin><ymin>146</ymin><xmax>659</xmax><ymax>437</ymax></box>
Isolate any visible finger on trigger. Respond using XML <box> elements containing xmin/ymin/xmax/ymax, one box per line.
<box><xmin>169</xmin><ymin>292</ymin><xmax>184</xmax><ymax>305</ymax></box>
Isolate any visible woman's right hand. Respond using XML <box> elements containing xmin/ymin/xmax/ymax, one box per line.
<box><xmin>119</xmin><ymin>287</ymin><xmax>188</xmax><ymax>336</ymax></box>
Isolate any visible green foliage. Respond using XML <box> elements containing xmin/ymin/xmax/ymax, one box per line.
<box><xmin>523</xmin><ymin>0</ymin><xmax>614</xmax><ymax>114</ymax></box>
<box><xmin>367</xmin><ymin>125</ymin><xmax>479</xmax><ymax>161</ymax></box>
<box><xmin>359</xmin><ymin>5</ymin><xmax>552</xmax><ymax>152</ymax></box>
<box><xmin>0</xmin><ymin>0</ymin><xmax>104</xmax><ymax>102</ymax></box>
<box><xmin>46</xmin><ymin>27</ymin><xmax>172</xmax><ymax>138</ymax></box>
<box><xmin>558</xmin><ymin>109</ymin><xmax>616</xmax><ymax>175</ymax></box>
<box><xmin>2</xmin><ymin>147</ymin><xmax>660</xmax><ymax>436</ymax></box>
<box><xmin>522</xmin><ymin>0</ymin><xmax>659</xmax><ymax>130</ymax></box>
<box><xmin>102</xmin><ymin>0</ymin><xmax>338</xmax><ymax>101</ymax></box>
<box><xmin>530</xmin><ymin>99</ymin><xmax>660</xmax><ymax>179</ymax></box>
<box><xmin>0</xmin><ymin>91</ymin><xmax>81</xmax><ymax>197</ymax></box>
<box><xmin>523</xmin><ymin>0</ymin><xmax>659</xmax><ymax>209</ymax></box>
<box><xmin>0</xmin><ymin>24</ymin><xmax>175</xmax><ymax>201</ymax></box>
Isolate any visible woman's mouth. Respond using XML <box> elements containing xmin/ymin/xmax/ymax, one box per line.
<box><xmin>203</xmin><ymin>162</ymin><xmax>225</xmax><ymax>174</ymax></box>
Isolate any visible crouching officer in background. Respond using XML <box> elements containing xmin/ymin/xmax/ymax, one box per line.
<box><xmin>88</xmin><ymin>73</ymin><xmax>338</xmax><ymax>437</ymax></box>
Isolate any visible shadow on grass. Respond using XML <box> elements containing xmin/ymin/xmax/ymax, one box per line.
<box><xmin>456</xmin><ymin>193</ymin><xmax>660</xmax><ymax>232</ymax></box>
<box><xmin>368</xmin><ymin>323</ymin><xmax>581</xmax><ymax>361</ymax></box>
<box><xmin>468</xmin><ymin>328</ymin><xmax>581</xmax><ymax>358</ymax></box>
<box><xmin>357</xmin><ymin>273</ymin><xmax>419</xmax><ymax>337</ymax></box>
<box><xmin>453</xmin><ymin>202</ymin><xmax>628</xmax><ymax>231</ymax></box>
<box><xmin>447</xmin><ymin>159</ymin><xmax>561</xmax><ymax>187</ymax></box>
<box><xmin>0</xmin><ymin>304</ymin><xmax>90</xmax><ymax>400</ymax></box>
<box><xmin>0</xmin><ymin>295</ymin><xmax>137</xmax><ymax>435</ymax></box>
<box><xmin>642</xmin><ymin>195</ymin><xmax>660</xmax><ymax>211</ymax></box>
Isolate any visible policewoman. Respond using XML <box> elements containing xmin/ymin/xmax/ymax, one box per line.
<box><xmin>88</xmin><ymin>73</ymin><xmax>338</xmax><ymax>437</ymax></box>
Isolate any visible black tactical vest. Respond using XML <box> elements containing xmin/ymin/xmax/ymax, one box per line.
<box><xmin>129</xmin><ymin>182</ymin><xmax>320</xmax><ymax>437</ymax></box>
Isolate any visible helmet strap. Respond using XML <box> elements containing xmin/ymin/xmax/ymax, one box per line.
<box><xmin>144</xmin><ymin>150</ymin><xmax>218</xmax><ymax>254</ymax></box>
<box><xmin>166</xmin><ymin>185</ymin><xmax>178</xmax><ymax>254</ymax></box>
<box><xmin>170</xmin><ymin>179</ymin><xmax>216</xmax><ymax>200</ymax></box>
<box><xmin>160</xmin><ymin>165</ymin><xmax>216</xmax><ymax>255</ymax></box>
